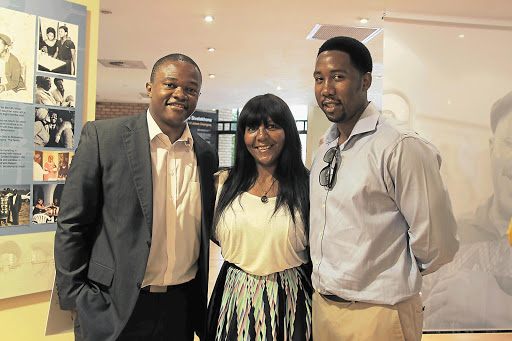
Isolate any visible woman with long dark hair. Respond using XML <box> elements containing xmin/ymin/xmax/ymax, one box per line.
<box><xmin>208</xmin><ymin>94</ymin><xmax>311</xmax><ymax>340</ymax></box>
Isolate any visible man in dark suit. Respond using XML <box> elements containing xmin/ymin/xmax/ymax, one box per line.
<box><xmin>8</xmin><ymin>189</ymin><xmax>22</xmax><ymax>225</ymax></box>
<box><xmin>54</xmin><ymin>53</ymin><xmax>218</xmax><ymax>341</ymax></box>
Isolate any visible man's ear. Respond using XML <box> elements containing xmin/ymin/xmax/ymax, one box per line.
<box><xmin>146</xmin><ymin>82</ymin><xmax>152</xmax><ymax>98</ymax></box>
<box><xmin>362</xmin><ymin>72</ymin><xmax>372</xmax><ymax>91</ymax></box>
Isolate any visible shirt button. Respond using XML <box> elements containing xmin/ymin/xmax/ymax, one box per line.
<box><xmin>315</xmin><ymin>260</ymin><xmax>319</xmax><ymax>265</ymax></box>
<box><xmin>322</xmin><ymin>204</ymin><xmax>325</xmax><ymax>208</ymax></box>
<box><xmin>136</xmin><ymin>282</ymin><xmax>141</xmax><ymax>289</ymax></box>
<box><xmin>319</xmin><ymin>232</ymin><xmax>323</xmax><ymax>237</ymax></box>
<box><xmin>170</xmin><ymin>172</ymin><xmax>174</xmax><ymax>176</ymax></box>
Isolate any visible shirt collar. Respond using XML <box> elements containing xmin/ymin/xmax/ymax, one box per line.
<box><xmin>146</xmin><ymin>109</ymin><xmax>194</xmax><ymax>149</ymax></box>
<box><xmin>323</xmin><ymin>102</ymin><xmax>380</xmax><ymax>145</ymax></box>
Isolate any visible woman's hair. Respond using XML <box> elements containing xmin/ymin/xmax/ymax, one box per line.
<box><xmin>214</xmin><ymin>93</ymin><xmax>309</xmax><ymax>231</ymax></box>
<box><xmin>46</xmin><ymin>27</ymin><xmax>56</xmax><ymax>36</ymax></box>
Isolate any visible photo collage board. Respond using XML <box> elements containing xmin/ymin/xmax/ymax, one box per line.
<box><xmin>0</xmin><ymin>0</ymin><xmax>86</xmax><ymax>237</ymax></box>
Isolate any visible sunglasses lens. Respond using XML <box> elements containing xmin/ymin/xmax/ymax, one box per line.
<box><xmin>323</xmin><ymin>147</ymin><xmax>337</xmax><ymax>163</ymax></box>
<box><xmin>319</xmin><ymin>166</ymin><xmax>330</xmax><ymax>187</ymax></box>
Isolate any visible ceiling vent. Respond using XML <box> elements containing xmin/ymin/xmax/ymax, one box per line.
<box><xmin>98</xmin><ymin>59</ymin><xmax>146</xmax><ymax>69</ymax></box>
<box><xmin>306</xmin><ymin>24</ymin><xmax>382</xmax><ymax>43</ymax></box>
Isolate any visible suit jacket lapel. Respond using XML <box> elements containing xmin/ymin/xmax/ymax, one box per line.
<box><xmin>122</xmin><ymin>112</ymin><xmax>153</xmax><ymax>235</ymax></box>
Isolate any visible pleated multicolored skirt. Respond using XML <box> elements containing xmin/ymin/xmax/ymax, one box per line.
<box><xmin>207</xmin><ymin>261</ymin><xmax>313</xmax><ymax>341</ymax></box>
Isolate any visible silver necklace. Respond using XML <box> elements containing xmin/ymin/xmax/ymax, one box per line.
<box><xmin>256</xmin><ymin>177</ymin><xmax>277</xmax><ymax>203</ymax></box>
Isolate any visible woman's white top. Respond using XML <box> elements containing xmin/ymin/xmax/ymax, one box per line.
<box><xmin>213</xmin><ymin>171</ymin><xmax>308</xmax><ymax>276</ymax></box>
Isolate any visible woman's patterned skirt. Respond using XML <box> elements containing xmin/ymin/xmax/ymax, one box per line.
<box><xmin>207</xmin><ymin>261</ymin><xmax>313</xmax><ymax>341</ymax></box>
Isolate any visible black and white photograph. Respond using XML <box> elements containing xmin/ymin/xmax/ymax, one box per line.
<box><xmin>35</xmin><ymin>75</ymin><xmax>76</xmax><ymax>107</ymax></box>
<box><xmin>0</xmin><ymin>185</ymin><xmax>30</xmax><ymax>227</ymax></box>
<box><xmin>37</xmin><ymin>17</ymin><xmax>78</xmax><ymax>77</ymax></box>
<box><xmin>0</xmin><ymin>7</ymin><xmax>35</xmax><ymax>103</ymax></box>
<box><xmin>33</xmin><ymin>107</ymin><xmax>75</xmax><ymax>149</ymax></box>
<box><xmin>31</xmin><ymin>183</ymin><xmax>63</xmax><ymax>224</ymax></box>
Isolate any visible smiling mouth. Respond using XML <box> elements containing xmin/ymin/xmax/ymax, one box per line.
<box><xmin>323</xmin><ymin>102</ymin><xmax>340</xmax><ymax>108</ymax></box>
<box><xmin>167</xmin><ymin>102</ymin><xmax>187</xmax><ymax>109</ymax></box>
<box><xmin>255</xmin><ymin>145</ymin><xmax>273</xmax><ymax>151</ymax></box>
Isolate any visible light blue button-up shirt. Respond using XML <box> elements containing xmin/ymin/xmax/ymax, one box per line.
<box><xmin>309</xmin><ymin>102</ymin><xmax>459</xmax><ymax>305</ymax></box>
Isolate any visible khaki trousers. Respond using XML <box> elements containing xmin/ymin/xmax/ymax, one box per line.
<box><xmin>312</xmin><ymin>292</ymin><xmax>423</xmax><ymax>341</ymax></box>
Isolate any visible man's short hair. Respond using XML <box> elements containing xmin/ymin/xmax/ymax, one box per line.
<box><xmin>59</xmin><ymin>26</ymin><xmax>68</xmax><ymax>34</ymax></box>
<box><xmin>318</xmin><ymin>36</ymin><xmax>373</xmax><ymax>75</ymax></box>
<box><xmin>54</xmin><ymin>78</ymin><xmax>63</xmax><ymax>85</ymax></box>
<box><xmin>490</xmin><ymin>91</ymin><xmax>512</xmax><ymax>133</ymax></box>
<box><xmin>149</xmin><ymin>53</ymin><xmax>202</xmax><ymax>83</ymax></box>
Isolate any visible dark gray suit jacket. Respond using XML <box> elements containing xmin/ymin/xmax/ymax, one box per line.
<box><xmin>54</xmin><ymin>112</ymin><xmax>218</xmax><ymax>341</ymax></box>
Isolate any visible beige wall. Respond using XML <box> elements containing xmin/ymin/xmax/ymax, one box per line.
<box><xmin>305</xmin><ymin>105</ymin><xmax>332</xmax><ymax>169</ymax></box>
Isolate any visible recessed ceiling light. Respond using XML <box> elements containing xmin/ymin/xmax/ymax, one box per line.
<box><xmin>458</xmin><ymin>34</ymin><xmax>465</xmax><ymax>38</ymax></box>
<box><xmin>276</xmin><ymin>86</ymin><xmax>282</xmax><ymax>91</ymax></box>
<box><xmin>204</xmin><ymin>16</ymin><xmax>214</xmax><ymax>22</ymax></box>
<box><xmin>208</xmin><ymin>47</ymin><xmax>215</xmax><ymax>52</ymax></box>
<box><xmin>209</xmin><ymin>74</ymin><xmax>216</xmax><ymax>78</ymax></box>
<box><xmin>359</xmin><ymin>18</ymin><xmax>369</xmax><ymax>24</ymax></box>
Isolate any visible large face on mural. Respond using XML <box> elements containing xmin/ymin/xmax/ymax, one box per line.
<box><xmin>490</xmin><ymin>110</ymin><xmax>512</xmax><ymax>219</ymax></box>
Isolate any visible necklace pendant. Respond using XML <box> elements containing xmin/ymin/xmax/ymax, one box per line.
<box><xmin>261</xmin><ymin>195</ymin><xmax>269</xmax><ymax>203</ymax></box>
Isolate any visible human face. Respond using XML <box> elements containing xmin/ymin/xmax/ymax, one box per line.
<box><xmin>47</xmin><ymin>32</ymin><xmax>55</xmax><ymax>41</ymax></box>
<box><xmin>41</xmin><ymin>77</ymin><xmax>51</xmax><ymax>91</ymax></box>
<box><xmin>244</xmin><ymin>118</ymin><xmax>285</xmax><ymax>170</ymax></box>
<box><xmin>146</xmin><ymin>60</ymin><xmax>201</xmax><ymax>139</ymax></box>
<box><xmin>50</xmin><ymin>113</ymin><xmax>58</xmax><ymax>124</ymax></box>
<box><xmin>314</xmin><ymin>50</ymin><xmax>371</xmax><ymax>126</ymax></box>
<box><xmin>0</xmin><ymin>39</ymin><xmax>7</xmax><ymax>57</ymax></box>
<box><xmin>490</xmin><ymin>111</ymin><xmax>512</xmax><ymax>216</ymax></box>
<box><xmin>55</xmin><ymin>80</ymin><xmax>64</xmax><ymax>93</ymax></box>
<box><xmin>58</xmin><ymin>28</ymin><xmax>66</xmax><ymax>39</ymax></box>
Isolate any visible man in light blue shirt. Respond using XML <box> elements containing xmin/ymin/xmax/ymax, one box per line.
<box><xmin>309</xmin><ymin>36</ymin><xmax>459</xmax><ymax>340</ymax></box>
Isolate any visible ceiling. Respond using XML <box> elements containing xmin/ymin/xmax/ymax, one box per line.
<box><xmin>95</xmin><ymin>0</ymin><xmax>512</xmax><ymax>111</ymax></box>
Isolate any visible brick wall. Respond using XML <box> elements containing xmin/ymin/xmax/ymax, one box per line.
<box><xmin>95</xmin><ymin>102</ymin><xmax>149</xmax><ymax>120</ymax></box>
<box><xmin>95</xmin><ymin>103</ymin><xmax>238</xmax><ymax>168</ymax></box>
